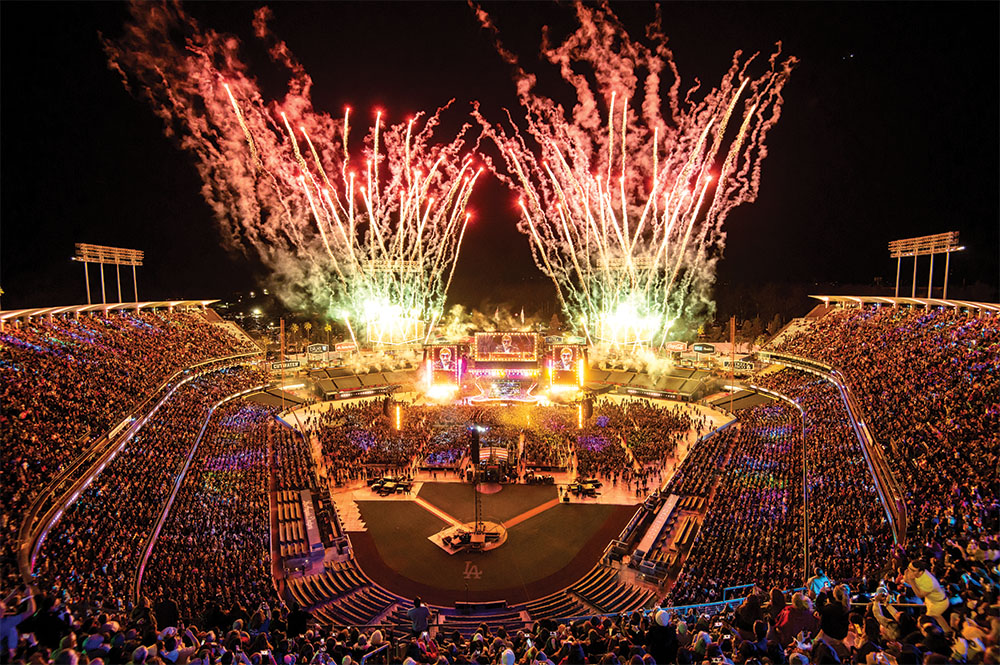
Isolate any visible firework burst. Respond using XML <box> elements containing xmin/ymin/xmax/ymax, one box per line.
<box><xmin>473</xmin><ymin>4</ymin><xmax>796</xmax><ymax>347</ymax></box>
<box><xmin>106</xmin><ymin>5</ymin><xmax>481</xmax><ymax>343</ymax></box>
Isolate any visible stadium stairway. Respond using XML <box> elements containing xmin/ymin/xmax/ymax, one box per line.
<box><xmin>765</xmin><ymin>317</ymin><xmax>811</xmax><ymax>349</ymax></box>
<box><xmin>203</xmin><ymin>308</ymin><xmax>225</xmax><ymax>323</ymax></box>
<box><xmin>522</xmin><ymin>591</ymin><xmax>587</xmax><ymax>621</ymax></box>
<box><xmin>205</xmin><ymin>313</ymin><xmax>260</xmax><ymax>350</ymax></box>
<box><xmin>332</xmin><ymin>493</ymin><xmax>366</xmax><ymax>532</ymax></box>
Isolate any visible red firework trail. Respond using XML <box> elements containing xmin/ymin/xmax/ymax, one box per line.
<box><xmin>105</xmin><ymin>3</ymin><xmax>480</xmax><ymax>328</ymax></box>
<box><xmin>472</xmin><ymin>3</ymin><xmax>797</xmax><ymax>346</ymax></box>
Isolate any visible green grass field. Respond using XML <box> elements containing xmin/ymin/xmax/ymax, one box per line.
<box><xmin>355</xmin><ymin>484</ymin><xmax>628</xmax><ymax>595</ymax></box>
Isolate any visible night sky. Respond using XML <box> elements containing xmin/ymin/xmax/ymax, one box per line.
<box><xmin>2</xmin><ymin>2</ymin><xmax>997</xmax><ymax>315</ymax></box>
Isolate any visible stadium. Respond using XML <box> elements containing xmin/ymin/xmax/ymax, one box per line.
<box><xmin>2</xmin><ymin>4</ymin><xmax>999</xmax><ymax>665</ymax></box>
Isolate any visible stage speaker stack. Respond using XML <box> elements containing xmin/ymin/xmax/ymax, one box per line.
<box><xmin>583</xmin><ymin>397</ymin><xmax>593</xmax><ymax>420</ymax></box>
<box><xmin>382</xmin><ymin>395</ymin><xmax>392</xmax><ymax>417</ymax></box>
<box><xmin>469</xmin><ymin>426</ymin><xmax>480</xmax><ymax>464</ymax></box>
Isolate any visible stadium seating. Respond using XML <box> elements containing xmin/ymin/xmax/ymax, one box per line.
<box><xmin>1</xmin><ymin>310</ymin><xmax>259</xmax><ymax>588</ymax></box>
<box><xmin>4</xmin><ymin>304</ymin><xmax>998</xmax><ymax>665</ymax></box>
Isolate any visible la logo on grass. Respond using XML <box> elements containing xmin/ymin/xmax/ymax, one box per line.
<box><xmin>463</xmin><ymin>561</ymin><xmax>483</xmax><ymax>580</ymax></box>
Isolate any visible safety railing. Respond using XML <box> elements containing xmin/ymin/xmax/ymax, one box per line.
<box><xmin>722</xmin><ymin>584</ymin><xmax>754</xmax><ymax>602</ymax></box>
<box><xmin>360</xmin><ymin>643</ymin><xmax>389</xmax><ymax>664</ymax></box>
<box><xmin>554</xmin><ymin>586</ymin><xmax>808</xmax><ymax>625</ymax></box>
<box><xmin>833</xmin><ymin>375</ymin><xmax>907</xmax><ymax>541</ymax></box>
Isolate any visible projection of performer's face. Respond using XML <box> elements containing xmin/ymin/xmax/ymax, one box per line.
<box><xmin>439</xmin><ymin>347</ymin><xmax>452</xmax><ymax>368</ymax></box>
<box><xmin>560</xmin><ymin>346</ymin><xmax>574</xmax><ymax>369</ymax></box>
<box><xmin>501</xmin><ymin>335</ymin><xmax>512</xmax><ymax>353</ymax></box>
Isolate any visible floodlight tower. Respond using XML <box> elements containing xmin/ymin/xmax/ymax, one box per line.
<box><xmin>887</xmin><ymin>232</ymin><xmax>963</xmax><ymax>300</ymax></box>
<box><xmin>72</xmin><ymin>243</ymin><xmax>144</xmax><ymax>307</ymax></box>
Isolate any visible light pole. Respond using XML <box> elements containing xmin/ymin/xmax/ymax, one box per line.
<box><xmin>888</xmin><ymin>232</ymin><xmax>961</xmax><ymax>302</ymax></box>
<box><xmin>73</xmin><ymin>244</ymin><xmax>144</xmax><ymax>310</ymax></box>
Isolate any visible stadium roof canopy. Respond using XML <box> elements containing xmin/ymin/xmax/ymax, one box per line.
<box><xmin>0</xmin><ymin>299</ymin><xmax>220</xmax><ymax>324</ymax></box>
<box><xmin>810</xmin><ymin>295</ymin><xmax>999</xmax><ymax>312</ymax></box>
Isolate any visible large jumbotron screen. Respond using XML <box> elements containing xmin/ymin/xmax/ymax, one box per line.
<box><xmin>551</xmin><ymin>345</ymin><xmax>582</xmax><ymax>383</ymax></box>
<box><xmin>429</xmin><ymin>346</ymin><xmax>459</xmax><ymax>372</ymax></box>
<box><xmin>474</xmin><ymin>332</ymin><xmax>538</xmax><ymax>361</ymax></box>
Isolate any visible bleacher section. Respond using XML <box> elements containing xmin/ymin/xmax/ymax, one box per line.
<box><xmin>604</xmin><ymin>494</ymin><xmax>661</xmax><ymax>563</ymax></box>
<box><xmin>707</xmin><ymin>389</ymin><xmax>774</xmax><ymax>411</ymax></box>
<box><xmin>570</xmin><ymin>566</ymin><xmax>656</xmax><ymax>614</ymax></box>
<box><xmin>624</xmin><ymin>492</ymin><xmax>708</xmax><ymax>583</ymax></box>
<box><xmin>216</xmin><ymin>320</ymin><xmax>262</xmax><ymax>349</ymax></box>
<box><xmin>673</xmin><ymin>515</ymin><xmax>700</xmax><ymax>550</ymax></box>
<box><xmin>307</xmin><ymin>367</ymin><xmax>414</xmax><ymax>399</ymax></box>
<box><xmin>277</xmin><ymin>490</ymin><xmax>309</xmax><ymax>561</ymax></box>
<box><xmin>288</xmin><ymin>560</ymin><xmax>403</xmax><ymax>627</ymax></box>
<box><xmin>250</xmin><ymin>390</ymin><xmax>306</xmax><ymax>409</ymax></box>
<box><xmin>440</xmin><ymin>610</ymin><xmax>526</xmax><ymax>638</ymax></box>
<box><xmin>523</xmin><ymin>592</ymin><xmax>587</xmax><ymax>621</ymax></box>
<box><xmin>284</xmin><ymin>554</ymin><xmax>658</xmax><ymax>633</ymax></box>
<box><xmin>764</xmin><ymin>306</ymin><xmax>831</xmax><ymax>349</ymax></box>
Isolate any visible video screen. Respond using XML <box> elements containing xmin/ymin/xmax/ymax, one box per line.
<box><xmin>475</xmin><ymin>332</ymin><xmax>537</xmax><ymax>361</ymax></box>
<box><xmin>429</xmin><ymin>346</ymin><xmax>459</xmax><ymax>372</ymax></box>
<box><xmin>551</xmin><ymin>345</ymin><xmax>579</xmax><ymax>372</ymax></box>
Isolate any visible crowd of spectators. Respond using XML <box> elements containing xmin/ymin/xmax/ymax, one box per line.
<box><xmin>662</xmin><ymin>421</ymin><xmax>732</xmax><ymax>499</ymax></box>
<box><xmin>611</xmin><ymin>401</ymin><xmax>699</xmax><ymax>467</ymax></box>
<box><xmin>669</xmin><ymin>402</ymin><xmax>804</xmax><ymax>605</ymax></box>
<box><xmin>31</xmin><ymin>366</ymin><xmax>266</xmax><ymax>609</ymax></box>
<box><xmin>773</xmin><ymin>307</ymin><xmax>999</xmax><ymax>543</ymax></box>
<box><xmin>143</xmin><ymin>401</ymin><xmax>280</xmax><ymax>620</ymax></box>
<box><xmin>5</xmin><ymin>304</ymin><xmax>997</xmax><ymax>663</ymax></box>
<box><xmin>294</xmin><ymin>398</ymin><xmax>700</xmax><ymax>491</ymax></box>
<box><xmin>1</xmin><ymin>311</ymin><xmax>260</xmax><ymax>588</ymax></box>
<box><xmin>667</xmin><ymin>358</ymin><xmax>897</xmax><ymax>608</ymax></box>
<box><xmin>519</xmin><ymin>426</ymin><xmax>573</xmax><ymax>469</ymax></box>
<box><xmin>4</xmin><ymin>527</ymin><xmax>997</xmax><ymax>665</ymax></box>
<box><xmin>308</xmin><ymin>402</ymin><xmax>428</xmax><ymax>480</ymax></box>
<box><xmin>569</xmin><ymin>400</ymin><xmax>697</xmax><ymax>492</ymax></box>
<box><xmin>754</xmin><ymin>370</ymin><xmax>893</xmax><ymax>585</ymax></box>
<box><xmin>423</xmin><ymin>428</ymin><xmax>473</xmax><ymax>468</ymax></box>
